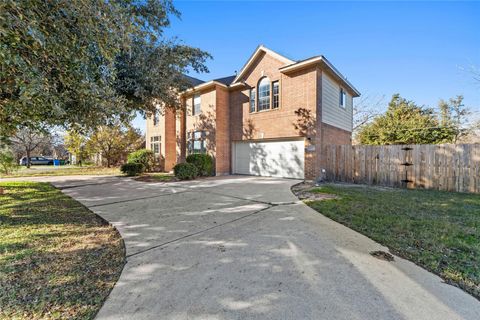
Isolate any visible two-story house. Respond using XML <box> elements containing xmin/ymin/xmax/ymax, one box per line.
<box><xmin>146</xmin><ymin>45</ymin><xmax>360</xmax><ymax>180</ymax></box>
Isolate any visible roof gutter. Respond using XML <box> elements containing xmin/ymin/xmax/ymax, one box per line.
<box><xmin>228</xmin><ymin>82</ymin><xmax>247</xmax><ymax>90</ymax></box>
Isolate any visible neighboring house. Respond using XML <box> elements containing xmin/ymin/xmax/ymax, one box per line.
<box><xmin>146</xmin><ymin>45</ymin><xmax>360</xmax><ymax>179</ymax></box>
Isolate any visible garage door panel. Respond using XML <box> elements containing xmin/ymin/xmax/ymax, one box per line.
<box><xmin>233</xmin><ymin>140</ymin><xmax>304</xmax><ymax>179</ymax></box>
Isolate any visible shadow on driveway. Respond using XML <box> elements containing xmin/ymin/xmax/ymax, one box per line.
<box><xmin>50</xmin><ymin>175</ymin><xmax>480</xmax><ymax>320</ymax></box>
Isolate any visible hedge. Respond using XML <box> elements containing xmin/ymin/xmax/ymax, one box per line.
<box><xmin>120</xmin><ymin>163</ymin><xmax>144</xmax><ymax>176</ymax></box>
<box><xmin>173</xmin><ymin>163</ymin><xmax>198</xmax><ymax>180</ymax></box>
<box><xmin>127</xmin><ymin>149</ymin><xmax>155</xmax><ymax>172</ymax></box>
<box><xmin>186</xmin><ymin>153</ymin><xmax>213</xmax><ymax>176</ymax></box>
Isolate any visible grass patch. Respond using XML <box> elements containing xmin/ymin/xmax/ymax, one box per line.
<box><xmin>1</xmin><ymin>166</ymin><xmax>120</xmax><ymax>178</ymax></box>
<box><xmin>134</xmin><ymin>173</ymin><xmax>176</xmax><ymax>183</ymax></box>
<box><xmin>306</xmin><ymin>184</ymin><xmax>480</xmax><ymax>299</ymax></box>
<box><xmin>0</xmin><ymin>182</ymin><xmax>125</xmax><ymax>319</ymax></box>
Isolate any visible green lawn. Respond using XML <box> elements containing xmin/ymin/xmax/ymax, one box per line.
<box><xmin>306</xmin><ymin>184</ymin><xmax>480</xmax><ymax>299</ymax></box>
<box><xmin>0</xmin><ymin>182</ymin><xmax>125</xmax><ymax>319</ymax></box>
<box><xmin>134</xmin><ymin>172</ymin><xmax>176</xmax><ymax>183</ymax></box>
<box><xmin>1</xmin><ymin>166</ymin><xmax>120</xmax><ymax>178</ymax></box>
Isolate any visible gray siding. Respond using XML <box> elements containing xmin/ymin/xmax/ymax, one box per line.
<box><xmin>321</xmin><ymin>73</ymin><xmax>353</xmax><ymax>132</ymax></box>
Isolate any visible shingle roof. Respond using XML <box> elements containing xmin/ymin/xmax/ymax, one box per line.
<box><xmin>183</xmin><ymin>75</ymin><xmax>205</xmax><ymax>86</ymax></box>
<box><xmin>213</xmin><ymin>75</ymin><xmax>236</xmax><ymax>86</ymax></box>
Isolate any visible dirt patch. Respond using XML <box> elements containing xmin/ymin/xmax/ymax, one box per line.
<box><xmin>370</xmin><ymin>250</ymin><xmax>395</xmax><ymax>261</ymax></box>
<box><xmin>291</xmin><ymin>181</ymin><xmax>339</xmax><ymax>201</ymax></box>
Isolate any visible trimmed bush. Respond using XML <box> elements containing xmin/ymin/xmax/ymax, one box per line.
<box><xmin>173</xmin><ymin>163</ymin><xmax>198</xmax><ymax>180</ymax></box>
<box><xmin>120</xmin><ymin>163</ymin><xmax>144</xmax><ymax>176</ymax></box>
<box><xmin>127</xmin><ymin>149</ymin><xmax>156</xmax><ymax>172</ymax></box>
<box><xmin>186</xmin><ymin>153</ymin><xmax>213</xmax><ymax>176</ymax></box>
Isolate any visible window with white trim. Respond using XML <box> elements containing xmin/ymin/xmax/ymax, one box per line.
<box><xmin>272</xmin><ymin>81</ymin><xmax>279</xmax><ymax>109</ymax></box>
<box><xmin>188</xmin><ymin>131</ymin><xmax>206</xmax><ymax>154</ymax></box>
<box><xmin>257</xmin><ymin>77</ymin><xmax>270</xmax><ymax>111</ymax></box>
<box><xmin>249</xmin><ymin>88</ymin><xmax>256</xmax><ymax>113</ymax></box>
<box><xmin>339</xmin><ymin>88</ymin><xmax>346</xmax><ymax>108</ymax></box>
<box><xmin>150</xmin><ymin>136</ymin><xmax>161</xmax><ymax>155</ymax></box>
<box><xmin>193</xmin><ymin>94</ymin><xmax>201</xmax><ymax>115</ymax></box>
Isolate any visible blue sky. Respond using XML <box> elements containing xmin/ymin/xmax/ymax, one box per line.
<box><xmin>133</xmin><ymin>1</ymin><xmax>480</xmax><ymax>131</ymax></box>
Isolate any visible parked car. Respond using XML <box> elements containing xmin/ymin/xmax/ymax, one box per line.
<box><xmin>19</xmin><ymin>156</ymin><xmax>54</xmax><ymax>166</ymax></box>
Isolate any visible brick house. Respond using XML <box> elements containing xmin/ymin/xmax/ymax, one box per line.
<box><xmin>146</xmin><ymin>45</ymin><xmax>360</xmax><ymax>180</ymax></box>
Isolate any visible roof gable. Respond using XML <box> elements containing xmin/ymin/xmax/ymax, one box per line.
<box><xmin>181</xmin><ymin>45</ymin><xmax>360</xmax><ymax>97</ymax></box>
<box><xmin>279</xmin><ymin>56</ymin><xmax>360</xmax><ymax>97</ymax></box>
<box><xmin>232</xmin><ymin>45</ymin><xmax>294</xmax><ymax>84</ymax></box>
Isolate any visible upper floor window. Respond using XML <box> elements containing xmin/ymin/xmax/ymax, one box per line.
<box><xmin>339</xmin><ymin>88</ymin><xmax>346</xmax><ymax>108</ymax></box>
<box><xmin>188</xmin><ymin>130</ymin><xmax>206</xmax><ymax>154</ymax></box>
<box><xmin>150</xmin><ymin>136</ymin><xmax>161</xmax><ymax>155</ymax></box>
<box><xmin>257</xmin><ymin>77</ymin><xmax>270</xmax><ymax>111</ymax></box>
<box><xmin>249</xmin><ymin>88</ymin><xmax>256</xmax><ymax>113</ymax></box>
<box><xmin>153</xmin><ymin>110</ymin><xmax>159</xmax><ymax>126</ymax></box>
<box><xmin>193</xmin><ymin>94</ymin><xmax>201</xmax><ymax>115</ymax></box>
<box><xmin>272</xmin><ymin>81</ymin><xmax>279</xmax><ymax>109</ymax></box>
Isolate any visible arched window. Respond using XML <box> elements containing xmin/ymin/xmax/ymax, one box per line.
<box><xmin>257</xmin><ymin>77</ymin><xmax>270</xmax><ymax>111</ymax></box>
<box><xmin>249</xmin><ymin>88</ymin><xmax>256</xmax><ymax>113</ymax></box>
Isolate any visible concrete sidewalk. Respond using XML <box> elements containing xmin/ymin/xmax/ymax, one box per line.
<box><xmin>41</xmin><ymin>175</ymin><xmax>480</xmax><ymax>319</ymax></box>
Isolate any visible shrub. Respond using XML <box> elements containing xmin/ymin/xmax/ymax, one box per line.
<box><xmin>127</xmin><ymin>149</ymin><xmax>156</xmax><ymax>172</ymax></box>
<box><xmin>173</xmin><ymin>163</ymin><xmax>198</xmax><ymax>180</ymax></box>
<box><xmin>0</xmin><ymin>148</ymin><xmax>18</xmax><ymax>175</ymax></box>
<box><xmin>186</xmin><ymin>153</ymin><xmax>213</xmax><ymax>176</ymax></box>
<box><xmin>120</xmin><ymin>163</ymin><xmax>144</xmax><ymax>176</ymax></box>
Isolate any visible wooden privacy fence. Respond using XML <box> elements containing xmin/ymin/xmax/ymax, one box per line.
<box><xmin>323</xmin><ymin>144</ymin><xmax>480</xmax><ymax>193</ymax></box>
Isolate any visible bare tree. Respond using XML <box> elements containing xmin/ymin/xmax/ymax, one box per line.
<box><xmin>470</xmin><ymin>65</ymin><xmax>480</xmax><ymax>84</ymax></box>
<box><xmin>460</xmin><ymin>118</ymin><xmax>480</xmax><ymax>143</ymax></box>
<box><xmin>353</xmin><ymin>94</ymin><xmax>385</xmax><ymax>134</ymax></box>
<box><xmin>10</xmin><ymin>128</ymin><xmax>52</xmax><ymax>167</ymax></box>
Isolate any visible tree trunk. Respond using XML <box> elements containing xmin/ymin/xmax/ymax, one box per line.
<box><xmin>26</xmin><ymin>148</ymin><xmax>31</xmax><ymax>168</ymax></box>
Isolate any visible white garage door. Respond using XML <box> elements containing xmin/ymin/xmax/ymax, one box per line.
<box><xmin>233</xmin><ymin>139</ymin><xmax>305</xmax><ymax>179</ymax></box>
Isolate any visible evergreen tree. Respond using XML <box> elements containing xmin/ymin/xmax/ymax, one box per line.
<box><xmin>357</xmin><ymin>94</ymin><xmax>454</xmax><ymax>145</ymax></box>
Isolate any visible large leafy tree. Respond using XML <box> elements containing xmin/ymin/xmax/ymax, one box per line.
<box><xmin>0</xmin><ymin>0</ymin><xmax>210</xmax><ymax>137</ymax></box>
<box><xmin>86</xmin><ymin>122</ymin><xmax>143</xmax><ymax>167</ymax></box>
<box><xmin>357</xmin><ymin>94</ymin><xmax>454</xmax><ymax>145</ymax></box>
<box><xmin>64</xmin><ymin>130</ymin><xmax>89</xmax><ymax>165</ymax></box>
<box><xmin>115</xmin><ymin>39</ymin><xmax>210</xmax><ymax>112</ymax></box>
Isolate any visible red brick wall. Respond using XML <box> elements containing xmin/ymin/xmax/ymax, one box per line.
<box><xmin>314</xmin><ymin>68</ymin><xmax>324</xmax><ymax>179</ymax></box>
<box><xmin>160</xmin><ymin>51</ymin><xmax>353</xmax><ymax>179</ymax></box>
<box><xmin>228</xmin><ymin>53</ymin><xmax>322</xmax><ymax>180</ymax></box>
<box><xmin>230</xmin><ymin>53</ymin><xmax>318</xmax><ymax>141</ymax></box>
<box><xmin>215</xmin><ymin>86</ymin><xmax>230</xmax><ymax>175</ymax></box>
<box><xmin>179</xmin><ymin>100</ymin><xmax>187</xmax><ymax>163</ymax></box>
<box><xmin>322</xmin><ymin>122</ymin><xmax>352</xmax><ymax>145</ymax></box>
<box><xmin>304</xmin><ymin>150</ymin><xmax>316</xmax><ymax>180</ymax></box>
<box><xmin>164</xmin><ymin>107</ymin><xmax>176</xmax><ymax>172</ymax></box>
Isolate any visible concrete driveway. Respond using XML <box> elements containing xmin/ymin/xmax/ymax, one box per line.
<box><xmin>44</xmin><ymin>175</ymin><xmax>480</xmax><ymax>319</ymax></box>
